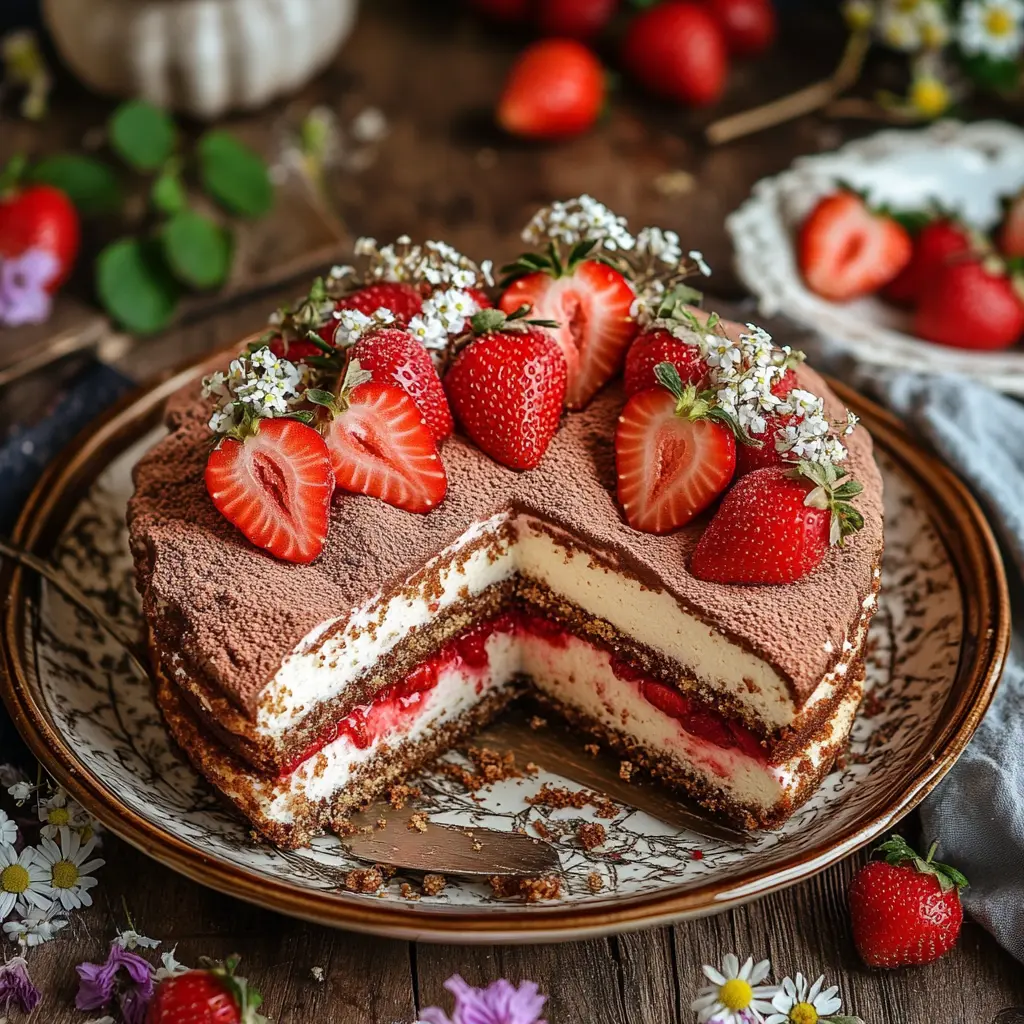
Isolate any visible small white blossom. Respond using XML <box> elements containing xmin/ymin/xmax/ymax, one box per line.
<box><xmin>36</xmin><ymin>788</ymin><xmax>88</xmax><ymax>841</ymax></box>
<box><xmin>115</xmin><ymin>929</ymin><xmax>161</xmax><ymax>950</ymax></box>
<box><xmin>959</xmin><ymin>0</ymin><xmax>1024</xmax><ymax>58</ymax></box>
<box><xmin>0</xmin><ymin>813</ymin><xmax>15</xmax><ymax>848</ymax></box>
<box><xmin>332</xmin><ymin>307</ymin><xmax>397</xmax><ymax>347</ymax></box>
<box><xmin>5</xmin><ymin>782</ymin><xmax>33</xmax><ymax>806</ymax></box>
<box><xmin>691</xmin><ymin>953</ymin><xmax>777</xmax><ymax>1024</ymax></box>
<box><xmin>420</xmin><ymin>288</ymin><xmax>480</xmax><ymax>335</ymax></box>
<box><xmin>351</xmin><ymin>237</ymin><xmax>492</xmax><ymax>291</ymax></box>
<box><xmin>155</xmin><ymin>947</ymin><xmax>189</xmax><ymax>981</ymax></box>
<box><xmin>3</xmin><ymin>901</ymin><xmax>67</xmax><ymax>948</ymax></box>
<box><xmin>765</xmin><ymin>973</ymin><xmax>843</xmax><ymax>1024</ymax></box>
<box><xmin>522</xmin><ymin>195</ymin><xmax>635</xmax><ymax>252</ymax></box>
<box><xmin>408</xmin><ymin>313</ymin><xmax>451</xmax><ymax>351</ymax></box>
<box><xmin>688</xmin><ymin>249</ymin><xmax>712</xmax><ymax>277</ymax></box>
<box><xmin>635</xmin><ymin>226</ymin><xmax>683</xmax><ymax>267</ymax></box>
<box><xmin>202</xmin><ymin>347</ymin><xmax>307</xmax><ymax>434</ymax></box>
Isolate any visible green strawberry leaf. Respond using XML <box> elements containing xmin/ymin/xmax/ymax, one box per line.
<box><xmin>151</xmin><ymin>162</ymin><xmax>187</xmax><ymax>216</ymax></box>
<box><xmin>96</xmin><ymin>237</ymin><xmax>181</xmax><ymax>334</ymax></box>
<box><xmin>110</xmin><ymin>100</ymin><xmax>177</xmax><ymax>173</ymax></box>
<box><xmin>28</xmin><ymin>153</ymin><xmax>121</xmax><ymax>215</ymax></box>
<box><xmin>162</xmin><ymin>211</ymin><xmax>232</xmax><ymax>290</ymax></box>
<box><xmin>874</xmin><ymin>835</ymin><xmax>969</xmax><ymax>892</ymax></box>
<box><xmin>197</xmin><ymin>130</ymin><xmax>274</xmax><ymax>218</ymax></box>
<box><xmin>305</xmin><ymin>389</ymin><xmax>336</xmax><ymax>407</ymax></box>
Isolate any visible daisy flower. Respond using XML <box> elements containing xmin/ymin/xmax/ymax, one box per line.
<box><xmin>34</xmin><ymin>826</ymin><xmax>105</xmax><ymax>912</ymax></box>
<box><xmin>0</xmin><ymin>844</ymin><xmax>51</xmax><ymax>920</ymax></box>
<box><xmin>691</xmin><ymin>954</ymin><xmax>776</xmax><ymax>1024</ymax></box>
<box><xmin>37</xmin><ymin>786</ymin><xmax>88</xmax><ymax>840</ymax></box>
<box><xmin>0</xmin><ymin>810</ymin><xmax>16</xmax><ymax>847</ymax></box>
<box><xmin>766</xmin><ymin>973</ymin><xmax>844</xmax><ymax>1024</ymax></box>
<box><xmin>3</xmin><ymin>900</ymin><xmax>68</xmax><ymax>948</ymax></box>
<box><xmin>959</xmin><ymin>0</ymin><xmax>1024</xmax><ymax>58</ymax></box>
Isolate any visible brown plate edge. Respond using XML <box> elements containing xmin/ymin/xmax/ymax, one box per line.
<box><xmin>0</xmin><ymin>365</ymin><xmax>1010</xmax><ymax>944</ymax></box>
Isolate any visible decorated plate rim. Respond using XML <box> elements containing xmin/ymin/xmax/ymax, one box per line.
<box><xmin>0</xmin><ymin>355</ymin><xmax>1010</xmax><ymax>943</ymax></box>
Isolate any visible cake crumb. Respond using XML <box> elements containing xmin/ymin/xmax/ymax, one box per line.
<box><xmin>472</xmin><ymin>841</ymin><xmax>483</xmax><ymax>851</ymax></box>
<box><xmin>334</xmin><ymin>818</ymin><xmax>356</xmax><ymax>837</ymax></box>
<box><xmin>584</xmin><ymin>744</ymin><xmax>600</xmax><ymax>757</ymax></box>
<box><xmin>587</xmin><ymin>871</ymin><xmax>604</xmax><ymax>893</ymax></box>
<box><xmin>407</xmin><ymin>812</ymin><xmax>429</xmax><ymax>833</ymax></box>
<box><xmin>400</xmin><ymin>883</ymin><xmax>420</xmax><ymax>901</ymax></box>
<box><xmin>379</xmin><ymin>863</ymin><xmax>398</xmax><ymax>879</ymax></box>
<box><xmin>532</xmin><ymin>819</ymin><xmax>552</xmax><ymax>840</ymax></box>
<box><xmin>359</xmin><ymin>824</ymin><xmax>374</xmax><ymax>834</ymax></box>
<box><xmin>422</xmin><ymin>873</ymin><xmax>446</xmax><ymax>896</ymax></box>
<box><xmin>310</xmin><ymin>966</ymin><xmax>325</xmax><ymax>983</ymax></box>
<box><xmin>593</xmin><ymin>797</ymin><xmax>620</xmax><ymax>819</ymax></box>
<box><xmin>619</xmin><ymin>760</ymin><xmax>635</xmax><ymax>781</ymax></box>
<box><xmin>577</xmin><ymin>822</ymin><xmax>607</xmax><ymax>851</ymax></box>
<box><xmin>343</xmin><ymin>867</ymin><xmax>384</xmax><ymax>894</ymax></box>
<box><xmin>529</xmin><ymin>715</ymin><xmax>547</xmax><ymax>730</ymax></box>
<box><xmin>387</xmin><ymin>784</ymin><xmax>422</xmax><ymax>810</ymax></box>
<box><xmin>438</xmin><ymin>746</ymin><xmax>523</xmax><ymax>791</ymax></box>
<box><xmin>376</xmin><ymin>817</ymin><xmax>387</xmax><ymax>830</ymax></box>
<box><xmin>527</xmin><ymin>782</ymin><xmax>590</xmax><ymax>810</ymax></box>
<box><xmin>488</xmin><ymin>874</ymin><xmax>562</xmax><ymax>902</ymax></box>
<box><xmin>524</xmin><ymin>761</ymin><xmax>539</xmax><ymax>775</ymax></box>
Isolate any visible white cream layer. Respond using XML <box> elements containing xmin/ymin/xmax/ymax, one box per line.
<box><xmin>258</xmin><ymin>514</ymin><xmax>862</xmax><ymax>742</ymax></box>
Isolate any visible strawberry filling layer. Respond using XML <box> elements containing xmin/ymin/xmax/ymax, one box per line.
<box><xmin>280</xmin><ymin>611</ymin><xmax>765</xmax><ymax>778</ymax></box>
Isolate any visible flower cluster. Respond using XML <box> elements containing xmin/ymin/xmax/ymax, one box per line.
<box><xmin>202</xmin><ymin>347</ymin><xmax>308</xmax><ymax>435</ymax></box>
<box><xmin>1</xmin><ymin>774</ymin><xmax>104</xmax><ymax>953</ymax></box>
<box><xmin>522</xmin><ymin>194</ymin><xmax>636</xmax><ymax>252</ymax></box>
<box><xmin>692</xmin><ymin>953</ymin><xmax>856</xmax><ymax>1024</ymax></box>
<box><xmin>330</xmin><ymin>306</ymin><xmax>397</xmax><ymax>347</ymax></box>
<box><xmin>408</xmin><ymin>288</ymin><xmax>480</xmax><ymax>351</ymax></box>
<box><xmin>350</xmin><ymin>236</ymin><xmax>494</xmax><ymax>291</ymax></box>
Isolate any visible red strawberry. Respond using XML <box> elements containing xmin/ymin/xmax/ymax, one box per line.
<box><xmin>335</xmin><ymin>282</ymin><xmax>424</xmax><ymax>323</ymax></box>
<box><xmin>145</xmin><ymin>957</ymin><xmax>266</xmax><ymax>1024</ymax></box>
<box><xmin>468</xmin><ymin>0</ymin><xmax>530</xmax><ymax>21</ymax></box>
<box><xmin>615</xmin><ymin>363</ymin><xmax>737</xmax><ymax>534</ymax></box>
<box><xmin>707</xmin><ymin>0</ymin><xmax>776</xmax><ymax>56</ymax></box>
<box><xmin>500</xmin><ymin>259</ymin><xmax>635</xmax><ymax>409</ymax></box>
<box><xmin>444</xmin><ymin>307</ymin><xmax>567</xmax><ymax>470</ymax></box>
<box><xmin>641</xmin><ymin>680</ymin><xmax>693</xmax><ymax>719</ymax></box>
<box><xmin>466</xmin><ymin>286</ymin><xmax>494</xmax><ymax>311</ymax></box>
<box><xmin>319</xmin><ymin>360</ymin><xmax>447</xmax><ymax>513</ymax></box>
<box><xmin>205</xmin><ymin>418</ymin><xmax>334</xmax><ymax>565</ymax></box>
<box><xmin>734</xmin><ymin>411</ymin><xmax>797</xmax><ymax>477</ymax></box>
<box><xmin>883</xmin><ymin>218</ymin><xmax>973</xmax><ymax>305</ymax></box>
<box><xmin>848</xmin><ymin>835</ymin><xmax>968</xmax><ymax>968</ymax></box>
<box><xmin>497</xmin><ymin>39</ymin><xmax>606</xmax><ymax>140</ymax></box>
<box><xmin>772</xmin><ymin>368</ymin><xmax>798</xmax><ymax>399</ymax></box>
<box><xmin>351</xmin><ymin>327</ymin><xmax>453</xmax><ymax>442</ymax></box>
<box><xmin>1000</xmin><ymin>189</ymin><xmax>1024</xmax><ymax>259</ymax></box>
<box><xmin>691</xmin><ymin>462</ymin><xmax>864</xmax><ymax>583</ymax></box>
<box><xmin>622</xmin><ymin>3</ymin><xmax>728</xmax><ymax>107</ymax></box>
<box><xmin>536</xmin><ymin>0</ymin><xmax>619</xmax><ymax>39</ymax></box>
<box><xmin>267</xmin><ymin>334</ymin><xmax>324</xmax><ymax>362</ymax></box>
<box><xmin>914</xmin><ymin>258</ymin><xmax>1024</xmax><ymax>350</ymax></box>
<box><xmin>624</xmin><ymin>326</ymin><xmax>706</xmax><ymax>397</ymax></box>
<box><xmin>0</xmin><ymin>182</ymin><xmax>80</xmax><ymax>292</ymax></box>
<box><xmin>799</xmin><ymin>191</ymin><xmax>913</xmax><ymax>302</ymax></box>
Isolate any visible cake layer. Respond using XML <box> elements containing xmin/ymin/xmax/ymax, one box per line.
<box><xmin>157</xmin><ymin>618</ymin><xmax>864</xmax><ymax>845</ymax></box>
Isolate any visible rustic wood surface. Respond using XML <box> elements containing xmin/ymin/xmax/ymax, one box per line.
<box><xmin>3</xmin><ymin>2</ymin><xmax>1023</xmax><ymax>1021</ymax></box>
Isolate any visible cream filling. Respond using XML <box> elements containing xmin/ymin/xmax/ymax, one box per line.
<box><xmin>257</xmin><ymin>513</ymin><xmax>864</xmax><ymax>741</ymax></box>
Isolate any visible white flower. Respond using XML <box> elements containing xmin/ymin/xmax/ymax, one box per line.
<box><xmin>522</xmin><ymin>195</ymin><xmax>635</xmax><ymax>252</ymax></box>
<box><xmin>636</xmin><ymin>227</ymin><xmax>683</xmax><ymax>267</ymax></box>
<box><xmin>2</xmin><ymin>900</ymin><xmax>67</xmax><ymax>948</ymax></box>
<box><xmin>331</xmin><ymin>306</ymin><xmax>396</xmax><ymax>347</ymax></box>
<box><xmin>115</xmin><ymin>929</ymin><xmax>161</xmax><ymax>950</ymax></box>
<box><xmin>155</xmin><ymin>946</ymin><xmax>190</xmax><ymax>981</ymax></box>
<box><xmin>0</xmin><ymin>812</ymin><xmax>15</xmax><ymax>848</ymax></box>
<box><xmin>0</xmin><ymin>844</ymin><xmax>50</xmax><ymax>920</ymax></box>
<box><xmin>352</xmin><ymin>236</ymin><xmax>492</xmax><ymax>290</ymax></box>
<box><xmin>202</xmin><ymin>346</ymin><xmax>307</xmax><ymax>434</ymax></box>
<box><xmin>34</xmin><ymin>827</ymin><xmax>104</xmax><ymax>912</ymax></box>
<box><xmin>408</xmin><ymin>312</ymin><xmax>452</xmax><ymax>351</ymax></box>
<box><xmin>37</xmin><ymin>787</ymin><xmax>88</xmax><ymax>841</ymax></box>
<box><xmin>689</xmin><ymin>249</ymin><xmax>712</xmax><ymax>277</ymax></box>
<box><xmin>765</xmin><ymin>973</ymin><xmax>843</xmax><ymax>1024</ymax></box>
<box><xmin>959</xmin><ymin>0</ymin><xmax>1024</xmax><ymax>58</ymax></box>
<box><xmin>691</xmin><ymin>953</ymin><xmax>777</xmax><ymax>1024</ymax></box>
<box><xmin>879</xmin><ymin>5</ymin><xmax>923</xmax><ymax>50</ymax></box>
<box><xmin>421</xmin><ymin>288</ymin><xmax>479</xmax><ymax>335</ymax></box>
<box><xmin>6</xmin><ymin>782</ymin><xmax>33</xmax><ymax>806</ymax></box>
<box><xmin>843</xmin><ymin>0</ymin><xmax>875</xmax><ymax>31</ymax></box>
<box><xmin>916</xmin><ymin>0</ymin><xmax>952</xmax><ymax>47</ymax></box>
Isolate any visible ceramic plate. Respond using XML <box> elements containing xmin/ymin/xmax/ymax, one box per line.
<box><xmin>0</xmin><ymin>364</ymin><xmax>1009</xmax><ymax>943</ymax></box>
<box><xmin>728</xmin><ymin>120</ymin><xmax>1024</xmax><ymax>392</ymax></box>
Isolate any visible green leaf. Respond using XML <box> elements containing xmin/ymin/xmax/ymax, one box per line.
<box><xmin>96</xmin><ymin>237</ymin><xmax>180</xmax><ymax>334</ymax></box>
<box><xmin>162</xmin><ymin>211</ymin><xmax>232</xmax><ymax>290</ymax></box>
<box><xmin>197</xmin><ymin>130</ymin><xmax>273</xmax><ymax>218</ymax></box>
<box><xmin>28</xmin><ymin>154</ymin><xmax>121</xmax><ymax>215</ymax></box>
<box><xmin>960</xmin><ymin>53</ymin><xmax>1021</xmax><ymax>91</ymax></box>
<box><xmin>109</xmin><ymin>100</ymin><xmax>177</xmax><ymax>172</ymax></box>
<box><xmin>151</xmin><ymin>164</ymin><xmax>187</xmax><ymax>216</ymax></box>
<box><xmin>305</xmin><ymin>389</ymin><xmax>336</xmax><ymax>407</ymax></box>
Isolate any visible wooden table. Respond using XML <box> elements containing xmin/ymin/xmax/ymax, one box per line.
<box><xmin>5</xmin><ymin>3</ymin><xmax>1024</xmax><ymax>1021</ymax></box>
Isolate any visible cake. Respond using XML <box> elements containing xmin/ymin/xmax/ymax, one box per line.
<box><xmin>128</xmin><ymin>198</ymin><xmax>884</xmax><ymax>849</ymax></box>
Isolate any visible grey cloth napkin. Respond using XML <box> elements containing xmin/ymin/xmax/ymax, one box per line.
<box><xmin>795</xmin><ymin>326</ymin><xmax>1024</xmax><ymax>962</ymax></box>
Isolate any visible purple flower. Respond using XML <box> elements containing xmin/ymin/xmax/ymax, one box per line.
<box><xmin>76</xmin><ymin>941</ymin><xmax>155</xmax><ymax>1019</ymax></box>
<box><xmin>0</xmin><ymin>246</ymin><xmax>59</xmax><ymax>326</ymax></box>
<box><xmin>0</xmin><ymin>955</ymin><xmax>42</xmax><ymax>1013</ymax></box>
<box><xmin>418</xmin><ymin>975</ymin><xmax>547</xmax><ymax>1024</ymax></box>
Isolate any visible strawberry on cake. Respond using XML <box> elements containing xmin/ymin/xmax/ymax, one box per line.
<box><xmin>128</xmin><ymin>198</ymin><xmax>883</xmax><ymax>849</ymax></box>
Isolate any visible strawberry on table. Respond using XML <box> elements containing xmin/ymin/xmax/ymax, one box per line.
<box><xmin>882</xmin><ymin>217</ymin><xmax>974</xmax><ymax>306</ymax></box>
<box><xmin>707</xmin><ymin>0</ymin><xmax>777</xmax><ymax>56</ymax></box>
<box><xmin>536</xmin><ymin>0</ymin><xmax>619</xmax><ymax>39</ymax></box>
<box><xmin>146</xmin><ymin>956</ymin><xmax>266</xmax><ymax>1024</ymax></box>
<box><xmin>205</xmin><ymin>417</ymin><xmax>335</xmax><ymax>565</ymax></box>
<box><xmin>444</xmin><ymin>305</ymin><xmax>567</xmax><ymax>470</ymax></box>
<box><xmin>914</xmin><ymin>257</ymin><xmax>1024</xmax><ymax>351</ymax></box>
<box><xmin>848</xmin><ymin>835</ymin><xmax>968</xmax><ymax>968</ymax></box>
<box><xmin>615</xmin><ymin>362</ymin><xmax>738</xmax><ymax>534</ymax></box>
<box><xmin>497</xmin><ymin>39</ymin><xmax>606</xmax><ymax>140</ymax></box>
<box><xmin>999</xmin><ymin>188</ymin><xmax>1024</xmax><ymax>260</ymax></box>
<box><xmin>313</xmin><ymin>358</ymin><xmax>448</xmax><ymax>513</ymax></box>
<box><xmin>691</xmin><ymin>460</ymin><xmax>864</xmax><ymax>583</ymax></box>
<box><xmin>798</xmin><ymin>190</ymin><xmax>913</xmax><ymax>302</ymax></box>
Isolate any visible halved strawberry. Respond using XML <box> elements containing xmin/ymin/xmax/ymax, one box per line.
<box><xmin>444</xmin><ymin>307</ymin><xmax>567</xmax><ymax>471</ymax></box>
<box><xmin>691</xmin><ymin>462</ymin><xmax>864</xmax><ymax>584</ymax></box>
<box><xmin>624</xmin><ymin>326</ymin><xmax>706</xmax><ymax>397</ymax></box>
<box><xmin>1000</xmin><ymin>189</ymin><xmax>1024</xmax><ymax>260</ymax></box>
<box><xmin>798</xmin><ymin>191</ymin><xmax>912</xmax><ymax>302</ymax></box>
<box><xmin>335</xmin><ymin>282</ymin><xmax>424</xmax><ymax>322</ymax></box>
<box><xmin>615</xmin><ymin>363</ymin><xmax>737</xmax><ymax>534</ymax></box>
<box><xmin>351</xmin><ymin>327</ymin><xmax>453</xmax><ymax>442</ymax></box>
<box><xmin>205</xmin><ymin>418</ymin><xmax>334</xmax><ymax>564</ymax></box>
<box><xmin>500</xmin><ymin>259</ymin><xmax>636</xmax><ymax>409</ymax></box>
<box><xmin>316</xmin><ymin>362</ymin><xmax>447</xmax><ymax>514</ymax></box>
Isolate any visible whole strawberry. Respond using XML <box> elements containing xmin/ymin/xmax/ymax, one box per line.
<box><xmin>624</xmin><ymin>324</ymin><xmax>706</xmax><ymax>397</ymax></box>
<box><xmin>849</xmin><ymin>835</ymin><xmax>968</xmax><ymax>968</ymax></box>
<box><xmin>146</xmin><ymin>957</ymin><xmax>267</xmax><ymax>1024</ymax></box>
<box><xmin>445</xmin><ymin>305</ymin><xmax>567</xmax><ymax>470</ymax></box>
<box><xmin>882</xmin><ymin>217</ymin><xmax>973</xmax><ymax>306</ymax></box>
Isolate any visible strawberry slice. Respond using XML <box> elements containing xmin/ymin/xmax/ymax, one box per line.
<box><xmin>335</xmin><ymin>281</ymin><xmax>424</xmax><ymax>322</ymax></box>
<box><xmin>615</xmin><ymin>363</ymin><xmax>736</xmax><ymax>534</ymax></box>
<box><xmin>641</xmin><ymin>680</ymin><xmax>693</xmax><ymax>719</ymax></box>
<box><xmin>351</xmin><ymin>327</ymin><xmax>453</xmax><ymax>442</ymax></box>
<box><xmin>500</xmin><ymin>259</ymin><xmax>635</xmax><ymax>409</ymax></box>
<box><xmin>624</xmin><ymin>326</ymin><xmax>706</xmax><ymax>397</ymax></box>
<box><xmin>798</xmin><ymin>191</ymin><xmax>912</xmax><ymax>302</ymax></box>
<box><xmin>445</xmin><ymin>308</ymin><xmax>567</xmax><ymax>470</ymax></box>
<box><xmin>319</xmin><ymin>362</ymin><xmax>447</xmax><ymax>514</ymax></box>
<box><xmin>205</xmin><ymin>418</ymin><xmax>334</xmax><ymax>564</ymax></box>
